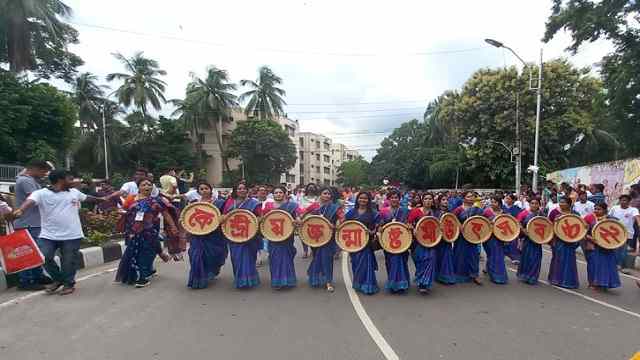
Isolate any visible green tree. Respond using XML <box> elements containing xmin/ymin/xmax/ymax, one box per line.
<box><xmin>106</xmin><ymin>51</ymin><xmax>167</xmax><ymax>116</ymax></box>
<box><xmin>186</xmin><ymin>66</ymin><xmax>238</xmax><ymax>172</ymax></box>
<box><xmin>72</xmin><ymin>72</ymin><xmax>107</xmax><ymax>130</ymax></box>
<box><xmin>337</xmin><ymin>158</ymin><xmax>370</xmax><ymax>187</ymax></box>
<box><xmin>543</xmin><ymin>0</ymin><xmax>640</xmax><ymax>155</ymax></box>
<box><xmin>226</xmin><ymin>120</ymin><xmax>296</xmax><ymax>184</ymax></box>
<box><xmin>0</xmin><ymin>69</ymin><xmax>76</xmax><ymax>164</ymax></box>
<box><xmin>0</xmin><ymin>0</ymin><xmax>82</xmax><ymax>81</ymax></box>
<box><xmin>239</xmin><ymin>66</ymin><xmax>286</xmax><ymax>120</ymax></box>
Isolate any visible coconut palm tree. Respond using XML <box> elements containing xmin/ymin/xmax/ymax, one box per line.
<box><xmin>0</xmin><ymin>0</ymin><xmax>72</xmax><ymax>73</ymax></box>
<box><xmin>106</xmin><ymin>51</ymin><xmax>167</xmax><ymax>116</ymax></box>
<box><xmin>72</xmin><ymin>72</ymin><xmax>107</xmax><ymax>130</ymax></box>
<box><xmin>239</xmin><ymin>66</ymin><xmax>286</xmax><ymax>120</ymax></box>
<box><xmin>186</xmin><ymin>66</ymin><xmax>238</xmax><ymax>172</ymax></box>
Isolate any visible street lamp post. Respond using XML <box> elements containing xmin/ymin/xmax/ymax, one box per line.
<box><xmin>102</xmin><ymin>101</ymin><xmax>109</xmax><ymax>180</ymax></box>
<box><xmin>485</xmin><ymin>39</ymin><xmax>543</xmax><ymax>193</ymax></box>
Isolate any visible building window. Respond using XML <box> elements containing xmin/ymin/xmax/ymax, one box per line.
<box><xmin>324</xmin><ymin>142</ymin><xmax>330</xmax><ymax>151</ymax></box>
<box><xmin>315</xmin><ymin>154</ymin><xmax>320</xmax><ymax>161</ymax></box>
<box><xmin>198</xmin><ymin>134</ymin><xmax>206</xmax><ymax>144</ymax></box>
<box><xmin>300</xmin><ymin>176</ymin><xmax>305</xmax><ymax>185</ymax></box>
<box><xmin>347</xmin><ymin>155</ymin><xmax>353</xmax><ymax>161</ymax></box>
<box><xmin>316</xmin><ymin>167</ymin><xmax>320</xmax><ymax>173</ymax></box>
<box><xmin>299</xmin><ymin>151</ymin><xmax>304</xmax><ymax>160</ymax></box>
<box><xmin>315</xmin><ymin>141</ymin><xmax>320</xmax><ymax>150</ymax></box>
<box><xmin>299</xmin><ymin>164</ymin><xmax>304</xmax><ymax>172</ymax></box>
<box><xmin>324</xmin><ymin>179</ymin><xmax>331</xmax><ymax>185</ymax></box>
<box><xmin>286</xmin><ymin>126</ymin><xmax>295</xmax><ymax>137</ymax></box>
<box><xmin>286</xmin><ymin>174</ymin><xmax>296</xmax><ymax>183</ymax></box>
<box><xmin>323</xmin><ymin>155</ymin><xmax>330</xmax><ymax>163</ymax></box>
<box><xmin>299</xmin><ymin>138</ymin><xmax>304</xmax><ymax>146</ymax></box>
<box><xmin>324</xmin><ymin>167</ymin><xmax>330</xmax><ymax>175</ymax></box>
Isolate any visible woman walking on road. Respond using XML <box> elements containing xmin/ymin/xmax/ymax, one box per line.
<box><xmin>345</xmin><ymin>191</ymin><xmax>380</xmax><ymax>295</ymax></box>
<box><xmin>435</xmin><ymin>195</ymin><xmax>456</xmax><ymax>285</ymax></box>
<box><xmin>452</xmin><ymin>191</ymin><xmax>484</xmax><ymax>285</ymax></box>
<box><xmin>379</xmin><ymin>189</ymin><xmax>411</xmax><ymax>293</ymax></box>
<box><xmin>516</xmin><ymin>197</ymin><xmax>544</xmax><ymax>285</ymax></box>
<box><xmin>407</xmin><ymin>193</ymin><xmax>441</xmax><ymax>294</ymax></box>
<box><xmin>547</xmin><ymin>196</ymin><xmax>581</xmax><ymax>289</ymax></box>
<box><xmin>583</xmin><ymin>203</ymin><xmax>621</xmax><ymax>291</ymax></box>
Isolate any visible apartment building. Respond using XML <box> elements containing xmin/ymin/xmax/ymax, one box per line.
<box><xmin>298</xmin><ymin>132</ymin><xmax>361</xmax><ymax>186</ymax></box>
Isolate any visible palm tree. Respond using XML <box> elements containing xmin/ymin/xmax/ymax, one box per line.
<box><xmin>0</xmin><ymin>0</ymin><xmax>72</xmax><ymax>73</ymax></box>
<box><xmin>72</xmin><ymin>72</ymin><xmax>107</xmax><ymax>130</ymax></box>
<box><xmin>186</xmin><ymin>66</ymin><xmax>238</xmax><ymax>172</ymax></box>
<box><xmin>106</xmin><ymin>51</ymin><xmax>167</xmax><ymax>116</ymax></box>
<box><xmin>239</xmin><ymin>66</ymin><xmax>286</xmax><ymax>120</ymax></box>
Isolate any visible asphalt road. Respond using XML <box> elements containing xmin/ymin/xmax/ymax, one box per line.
<box><xmin>1</xmin><ymin>243</ymin><xmax>639</xmax><ymax>360</ymax></box>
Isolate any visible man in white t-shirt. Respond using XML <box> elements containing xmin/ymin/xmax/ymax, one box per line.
<box><xmin>608</xmin><ymin>194</ymin><xmax>640</xmax><ymax>273</ymax></box>
<box><xmin>13</xmin><ymin>170</ymin><xmax>105</xmax><ymax>295</ymax></box>
<box><xmin>573</xmin><ymin>191</ymin><xmax>595</xmax><ymax>217</ymax></box>
<box><xmin>116</xmin><ymin>168</ymin><xmax>159</xmax><ymax>198</ymax></box>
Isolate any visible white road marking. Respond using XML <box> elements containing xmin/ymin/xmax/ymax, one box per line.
<box><xmin>0</xmin><ymin>267</ymin><xmax>117</xmax><ymax>309</ymax></box>
<box><xmin>542</xmin><ymin>248</ymin><xmax>640</xmax><ymax>282</ymax></box>
<box><xmin>506</xmin><ymin>267</ymin><xmax>640</xmax><ymax>320</ymax></box>
<box><xmin>341</xmin><ymin>254</ymin><xmax>400</xmax><ymax>360</ymax></box>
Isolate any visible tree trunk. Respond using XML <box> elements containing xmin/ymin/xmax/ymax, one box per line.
<box><xmin>214</xmin><ymin>114</ymin><xmax>230</xmax><ymax>173</ymax></box>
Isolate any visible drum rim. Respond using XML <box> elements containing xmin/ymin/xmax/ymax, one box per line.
<box><xmin>592</xmin><ymin>218</ymin><xmax>629</xmax><ymax>250</ymax></box>
<box><xmin>553</xmin><ymin>214</ymin><xmax>588</xmax><ymax>243</ymax></box>
<box><xmin>259</xmin><ymin>209</ymin><xmax>295</xmax><ymax>242</ymax></box>
<box><xmin>379</xmin><ymin>221</ymin><xmax>412</xmax><ymax>254</ymax></box>
<box><xmin>300</xmin><ymin>214</ymin><xmax>333</xmax><ymax>248</ymax></box>
<box><xmin>439</xmin><ymin>213</ymin><xmax>461</xmax><ymax>243</ymax></box>
<box><xmin>179</xmin><ymin>201</ymin><xmax>221</xmax><ymax>235</ymax></box>
<box><xmin>526</xmin><ymin>216</ymin><xmax>554</xmax><ymax>244</ymax></box>
<box><xmin>461</xmin><ymin>215</ymin><xmax>493</xmax><ymax>244</ymax></box>
<box><xmin>413</xmin><ymin>216</ymin><xmax>442</xmax><ymax>248</ymax></box>
<box><xmin>222</xmin><ymin>208</ymin><xmax>259</xmax><ymax>243</ymax></box>
<box><xmin>336</xmin><ymin>220</ymin><xmax>370</xmax><ymax>253</ymax></box>
<box><xmin>492</xmin><ymin>213</ymin><xmax>520</xmax><ymax>242</ymax></box>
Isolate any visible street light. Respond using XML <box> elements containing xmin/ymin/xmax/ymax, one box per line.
<box><xmin>485</xmin><ymin>38</ymin><xmax>543</xmax><ymax>193</ymax></box>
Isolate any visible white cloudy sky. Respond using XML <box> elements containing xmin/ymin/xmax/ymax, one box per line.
<box><xmin>62</xmin><ymin>0</ymin><xmax>611</xmax><ymax>160</ymax></box>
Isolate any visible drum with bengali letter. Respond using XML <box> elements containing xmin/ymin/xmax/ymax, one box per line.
<box><xmin>179</xmin><ymin>202</ymin><xmax>221</xmax><ymax>235</ymax></box>
<box><xmin>592</xmin><ymin>218</ymin><xmax>628</xmax><ymax>250</ymax></box>
<box><xmin>221</xmin><ymin>209</ymin><xmax>259</xmax><ymax>243</ymax></box>
<box><xmin>336</xmin><ymin>220</ymin><xmax>370</xmax><ymax>253</ymax></box>
<box><xmin>492</xmin><ymin>214</ymin><xmax>520</xmax><ymax>242</ymax></box>
<box><xmin>260</xmin><ymin>209</ymin><xmax>295</xmax><ymax>242</ymax></box>
<box><xmin>414</xmin><ymin>216</ymin><xmax>442</xmax><ymax>248</ymax></box>
<box><xmin>378</xmin><ymin>221</ymin><xmax>412</xmax><ymax>254</ymax></box>
<box><xmin>440</xmin><ymin>213</ymin><xmax>461</xmax><ymax>243</ymax></box>
<box><xmin>300</xmin><ymin>215</ymin><xmax>333</xmax><ymax>248</ymax></box>
<box><xmin>553</xmin><ymin>214</ymin><xmax>588</xmax><ymax>243</ymax></box>
<box><xmin>526</xmin><ymin>216</ymin><xmax>554</xmax><ymax>245</ymax></box>
<box><xmin>461</xmin><ymin>216</ymin><xmax>493</xmax><ymax>244</ymax></box>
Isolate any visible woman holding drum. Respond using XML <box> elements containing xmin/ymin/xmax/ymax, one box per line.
<box><xmin>452</xmin><ymin>191</ymin><xmax>485</xmax><ymax>285</ymax></box>
<box><xmin>547</xmin><ymin>196</ymin><xmax>584</xmax><ymax>289</ymax></box>
<box><xmin>480</xmin><ymin>195</ymin><xmax>509</xmax><ymax>284</ymax></box>
<box><xmin>583</xmin><ymin>203</ymin><xmax>622</xmax><ymax>291</ymax></box>
<box><xmin>343</xmin><ymin>191</ymin><xmax>380</xmax><ymax>295</ymax></box>
<box><xmin>516</xmin><ymin>197</ymin><xmax>546</xmax><ymax>285</ymax></box>
<box><xmin>435</xmin><ymin>195</ymin><xmax>456</xmax><ymax>285</ymax></box>
<box><xmin>379</xmin><ymin>189</ymin><xmax>411</xmax><ymax>293</ymax></box>
<box><xmin>262</xmin><ymin>186</ymin><xmax>299</xmax><ymax>290</ymax></box>
<box><xmin>407</xmin><ymin>193</ymin><xmax>441</xmax><ymax>293</ymax></box>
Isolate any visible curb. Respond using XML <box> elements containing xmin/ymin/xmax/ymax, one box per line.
<box><xmin>0</xmin><ymin>240</ymin><xmax>124</xmax><ymax>293</ymax></box>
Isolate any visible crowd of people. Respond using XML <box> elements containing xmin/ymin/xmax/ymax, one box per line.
<box><xmin>2</xmin><ymin>163</ymin><xmax>640</xmax><ymax>297</ymax></box>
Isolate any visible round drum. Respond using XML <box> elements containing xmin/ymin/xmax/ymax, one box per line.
<box><xmin>336</xmin><ymin>220</ymin><xmax>369</xmax><ymax>253</ymax></box>
<box><xmin>492</xmin><ymin>214</ymin><xmax>520</xmax><ymax>242</ymax></box>
<box><xmin>462</xmin><ymin>216</ymin><xmax>492</xmax><ymax>244</ymax></box>
<box><xmin>222</xmin><ymin>209</ymin><xmax>259</xmax><ymax>243</ymax></box>
<box><xmin>526</xmin><ymin>216</ymin><xmax>554</xmax><ymax>245</ymax></box>
<box><xmin>414</xmin><ymin>216</ymin><xmax>442</xmax><ymax>248</ymax></box>
<box><xmin>592</xmin><ymin>218</ymin><xmax>628</xmax><ymax>250</ymax></box>
<box><xmin>300</xmin><ymin>215</ymin><xmax>333</xmax><ymax>248</ymax></box>
<box><xmin>440</xmin><ymin>213</ymin><xmax>461</xmax><ymax>243</ymax></box>
<box><xmin>553</xmin><ymin>214</ymin><xmax>588</xmax><ymax>243</ymax></box>
<box><xmin>179</xmin><ymin>202</ymin><xmax>221</xmax><ymax>235</ymax></box>
<box><xmin>260</xmin><ymin>209</ymin><xmax>295</xmax><ymax>242</ymax></box>
<box><xmin>379</xmin><ymin>222</ymin><xmax>412</xmax><ymax>254</ymax></box>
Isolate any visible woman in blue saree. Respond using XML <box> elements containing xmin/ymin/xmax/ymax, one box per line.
<box><xmin>187</xmin><ymin>181</ymin><xmax>228</xmax><ymax>289</ymax></box>
<box><xmin>480</xmin><ymin>195</ymin><xmax>509</xmax><ymax>284</ymax></box>
<box><xmin>407</xmin><ymin>193</ymin><xmax>441</xmax><ymax>294</ymax></box>
<box><xmin>223</xmin><ymin>182</ymin><xmax>261</xmax><ymax>289</ymax></box>
<box><xmin>583</xmin><ymin>202</ymin><xmax>621</xmax><ymax>291</ymax></box>
<box><xmin>262</xmin><ymin>185</ymin><xmax>298</xmax><ymax>289</ymax></box>
<box><xmin>116</xmin><ymin>178</ymin><xmax>184</xmax><ymax>288</ymax></box>
<box><xmin>547</xmin><ymin>196</ymin><xmax>581</xmax><ymax>289</ymax></box>
<box><xmin>345</xmin><ymin>191</ymin><xmax>380</xmax><ymax>295</ymax></box>
<box><xmin>435</xmin><ymin>195</ymin><xmax>456</xmax><ymax>285</ymax></box>
<box><xmin>379</xmin><ymin>189</ymin><xmax>411</xmax><ymax>293</ymax></box>
<box><xmin>304</xmin><ymin>187</ymin><xmax>343</xmax><ymax>292</ymax></box>
<box><xmin>452</xmin><ymin>191</ymin><xmax>484</xmax><ymax>285</ymax></box>
<box><xmin>516</xmin><ymin>197</ymin><xmax>544</xmax><ymax>285</ymax></box>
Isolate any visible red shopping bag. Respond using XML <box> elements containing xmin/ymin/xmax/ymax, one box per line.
<box><xmin>0</xmin><ymin>227</ymin><xmax>44</xmax><ymax>274</ymax></box>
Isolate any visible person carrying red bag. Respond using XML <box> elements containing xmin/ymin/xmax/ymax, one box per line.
<box><xmin>12</xmin><ymin>170</ymin><xmax>106</xmax><ymax>296</ymax></box>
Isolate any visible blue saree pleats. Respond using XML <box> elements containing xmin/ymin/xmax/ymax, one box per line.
<box><xmin>516</xmin><ymin>238</ymin><xmax>542</xmax><ymax>285</ymax></box>
<box><xmin>453</xmin><ymin>237</ymin><xmax>480</xmax><ymax>283</ymax></box>
<box><xmin>188</xmin><ymin>232</ymin><xmax>227</xmax><ymax>289</ymax></box>
<box><xmin>229</xmin><ymin>238</ymin><xmax>260</xmax><ymax>289</ymax></box>
<box><xmin>412</xmin><ymin>244</ymin><xmax>436</xmax><ymax>289</ymax></box>
<box><xmin>350</xmin><ymin>247</ymin><xmax>379</xmax><ymax>295</ymax></box>
<box><xmin>548</xmin><ymin>240</ymin><xmax>579</xmax><ymax>289</ymax></box>
<box><xmin>384</xmin><ymin>251</ymin><xmax>410</xmax><ymax>292</ymax></box>
<box><xmin>482</xmin><ymin>238</ymin><xmax>508</xmax><ymax>284</ymax></box>
<box><xmin>308</xmin><ymin>241</ymin><xmax>337</xmax><ymax>287</ymax></box>
<box><xmin>591</xmin><ymin>247</ymin><xmax>621</xmax><ymax>289</ymax></box>
<box><xmin>505</xmin><ymin>240</ymin><xmax>521</xmax><ymax>262</ymax></box>
<box><xmin>435</xmin><ymin>241</ymin><xmax>456</xmax><ymax>284</ymax></box>
<box><xmin>269</xmin><ymin>238</ymin><xmax>297</xmax><ymax>288</ymax></box>
<box><xmin>116</xmin><ymin>234</ymin><xmax>157</xmax><ymax>285</ymax></box>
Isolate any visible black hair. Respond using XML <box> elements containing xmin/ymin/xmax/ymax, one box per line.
<box><xmin>507</xmin><ymin>194</ymin><xmax>517</xmax><ymax>201</ymax></box>
<box><xmin>595</xmin><ymin>202</ymin><xmax>608</xmax><ymax>212</ymax></box>
<box><xmin>48</xmin><ymin>170</ymin><xmax>70</xmax><ymax>185</ymax></box>
<box><xmin>135</xmin><ymin>168</ymin><xmax>149</xmax><ymax>175</ymax></box>
<box><xmin>594</xmin><ymin>183</ymin><xmax>605</xmax><ymax>192</ymax></box>
<box><xmin>135</xmin><ymin>177</ymin><xmax>152</xmax><ymax>187</ymax></box>
<box><xmin>196</xmin><ymin>181</ymin><xmax>212</xmax><ymax>193</ymax></box>
<box><xmin>491</xmin><ymin>195</ymin><xmax>503</xmax><ymax>204</ymax></box>
<box><xmin>355</xmin><ymin>191</ymin><xmax>374</xmax><ymax>213</ymax></box>
<box><xmin>619</xmin><ymin>194</ymin><xmax>631</xmax><ymax>201</ymax></box>
<box><xmin>387</xmin><ymin>189</ymin><xmax>401</xmax><ymax>199</ymax></box>
<box><xmin>421</xmin><ymin>193</ymin><xmax>435</xmax><ymax>210</ymax></box>
<box><xmin>558</xmin><ymin>195</ymin><xmax>573</xmax><ymax>206</ymax></box>
<box><xmin>232</xmin><ymin>182</ymin><xmax>249</xmax><ymax>199</ymax></box>
<box><xmin>26</xmin><ymin>160</ymin><xmax>51</xmax><ymax>170</ymax></box>
<box><xmin>272</xmin><ymin>185</ymin><xmax>288</xmax><ymax>195</ymax></box>
<box><xmin>318</xmin><ymin>186</ymin><xmax>333</xmax><ymax>200</ymax></box>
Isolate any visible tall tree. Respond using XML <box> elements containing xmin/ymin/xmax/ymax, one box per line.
<box><xmin>187</xmin><ymin>66</ymin><xmax>238</xmax><ymax>172</ymax></box>
<box><xmin>0</xmin><ymin>0</ymin><xmax>82</xmax><ymax>80</ymax></box>
<box><xmin>337</xmin><ymin>158</ymin><xmax>370</xmax><ymax>187</ymax></box>
<box><xmin>106</xmin><ymin>51</ymin><xmax>167</xmax><ymax>116</ymax></box>
<box><xmin>239</xmin><ymin>66</ymin><xmax>286</xmax><ymax>120</ymax></box>
<box><xmin>72</xmin><ymin>72</ymin><xmax>107</xmax><ymax>130</ymax></box>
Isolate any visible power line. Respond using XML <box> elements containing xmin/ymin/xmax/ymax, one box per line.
<box><xmin>286</xmin><ymin>107</ymin><xmax>425</xmax><ymax>114</ymax></box>
<box><xmin>287</xmin><ymin>99</ymin><xmax>428</xmax><ymax>106</ymax></box>
<box><xmin>69</xmin><ymin>21</ymin><xmax>490</xmax><ymax>57</ymax></box>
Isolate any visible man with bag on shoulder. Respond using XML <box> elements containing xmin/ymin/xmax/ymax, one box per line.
<box><xmin>13</xmin><ymin>161</ymin><xmax>53</xmax><ymax>291</ymax></box>
<box><xmin>13</xmin><ymin>170</ymin><xmax>106</xmax><ymax>296</ymax></box>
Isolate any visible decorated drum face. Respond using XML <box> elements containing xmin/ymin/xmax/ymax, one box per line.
<box><xmin>336</xmin><ymin>220</ymin><xmax>369</xmax><ymax>253</ymax></box>
<box><xmin>553</xmin><ymin>214</ymin><xmax>588</xmax><ymax>243</ymax></box>
<box><xmin>222</xmin><ymin>209</ymin><xmax>259</xmax><ymax>243</ymax></box>
<box><xmin>379</xmin><ymin>222</ymin><xmax>412</xmax><ymax>254</ymax></box>
<box><xmin>180</xmin><ymin>202</ymin><xmax>221</xmax><ymax>235</ymax></box>
<box><xmin>440</xmin><ymin>213</ymin><xmax>461</xmax><ymax>243</ymax></box>
<box><xmin>414</xmin><ymin>216</ymin><xmax>442</xmax><ymax>248</ymax></box>
<box><xmin>526</xmin><ymin>216</ymin><xmax>554</xmax><ymax>245</ymax></box>
<box><xmin>300</xmin><ymin>215</ymin><xmax>333</xmax><ymax>248</ymax></box>
<box><xmin>260</xmin><ymin>209</ymin><xmax>295</xmax><ymax>242</ymax></box>
<box><xmin>462</xmin><ymin>216</ymin><xmax>493</xmax><ymax>244</ymax></box>
<box><xmin>592</xmin><ymin>219</ymin><xmax>629</xmax><ymax>250</ymax></box>
<box><xmin>492</xmin><ymin>214</ymin><xmax>520</xmax><ymax>242</ymax></box>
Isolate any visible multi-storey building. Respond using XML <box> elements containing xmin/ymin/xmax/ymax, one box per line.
<box><xmin>298</xmin><ymin>132</ymin><xmax>361</xmax><ymax>186</ymax></box>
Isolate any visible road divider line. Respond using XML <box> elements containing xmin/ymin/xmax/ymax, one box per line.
<box><xmin>506</xmin><ymin>267</ymin><xmax>640</xmax><ymax>320</ymax></box>
<box><xmin>542</xmin><ymin>248</ymin><xmax>640</xmax><ymax>282</ymax></box>
<box><xmin>0</xmin><ymin>267</ymin><xmax>117</xmax><ymax>310</ymax></box>
<box><xmin>341</xmin><ymin>255</ymin><xmax>400</xmax><ymax>360</ymax></box>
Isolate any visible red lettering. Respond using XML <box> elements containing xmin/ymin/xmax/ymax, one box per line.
<box><xmin>230</xmin><ymin>214</ymin><xmax>250</xmax><ymax>238</ymax></box>
<box><xmin>471</xmin><ymin>221</ymin><xmax>484</xmax><ymax>240</ymax></box>
<box><xmin>188</xmin><ymin>208</ymin><xmax>216</xmax><ymax>230</ymax></box>
<box><xmin>389</xmin><ymin>227</ymin><xmax>403</xmax><ymax>249</ymax></box>
<box><xmin>598</xmin><ymin>225</ymin><xmax>621</xmax><ymax>244</ymax></box>
<box><xmin>342</xmin><ymin>228</ymin><xmax>363</xmax><ymax>248</ymax></box>
<box><xmin>443</xmin><ymin>219</ymin><xmax>455</xmax><ymax>239</ymax></box>
<box><xmin>561</xmin><ymin>219</ymin><xmax>580</xmax><ymax>239</ymax></box>
<box><xmin>496</xmin><ymin>221</ymin><xmax>514</xmax><ymax>236</ymax></box>
<box><xmin>307</xmin><ymin>224</ymin><xmax>325</xmax><ymax>242</ymax></box>
<box><xmin>533</xmin><ymin>222</ymin><xmax>546</xmax><ymax>239</ymax></box>
<box><xmin>269</xmin><ymin>218</ymin><xmax>285</xmax><ymax>236</ymax></box>
<box><xmin>420</xmin><ymin>221</ymin><xmax>438</xmax><ymax>243</ymax></box>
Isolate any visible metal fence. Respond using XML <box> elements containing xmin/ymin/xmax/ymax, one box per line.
<box><xmin>0</xmin><ymin>164</ymin><xmax>23</xmax><ymax>182</ymax></box>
